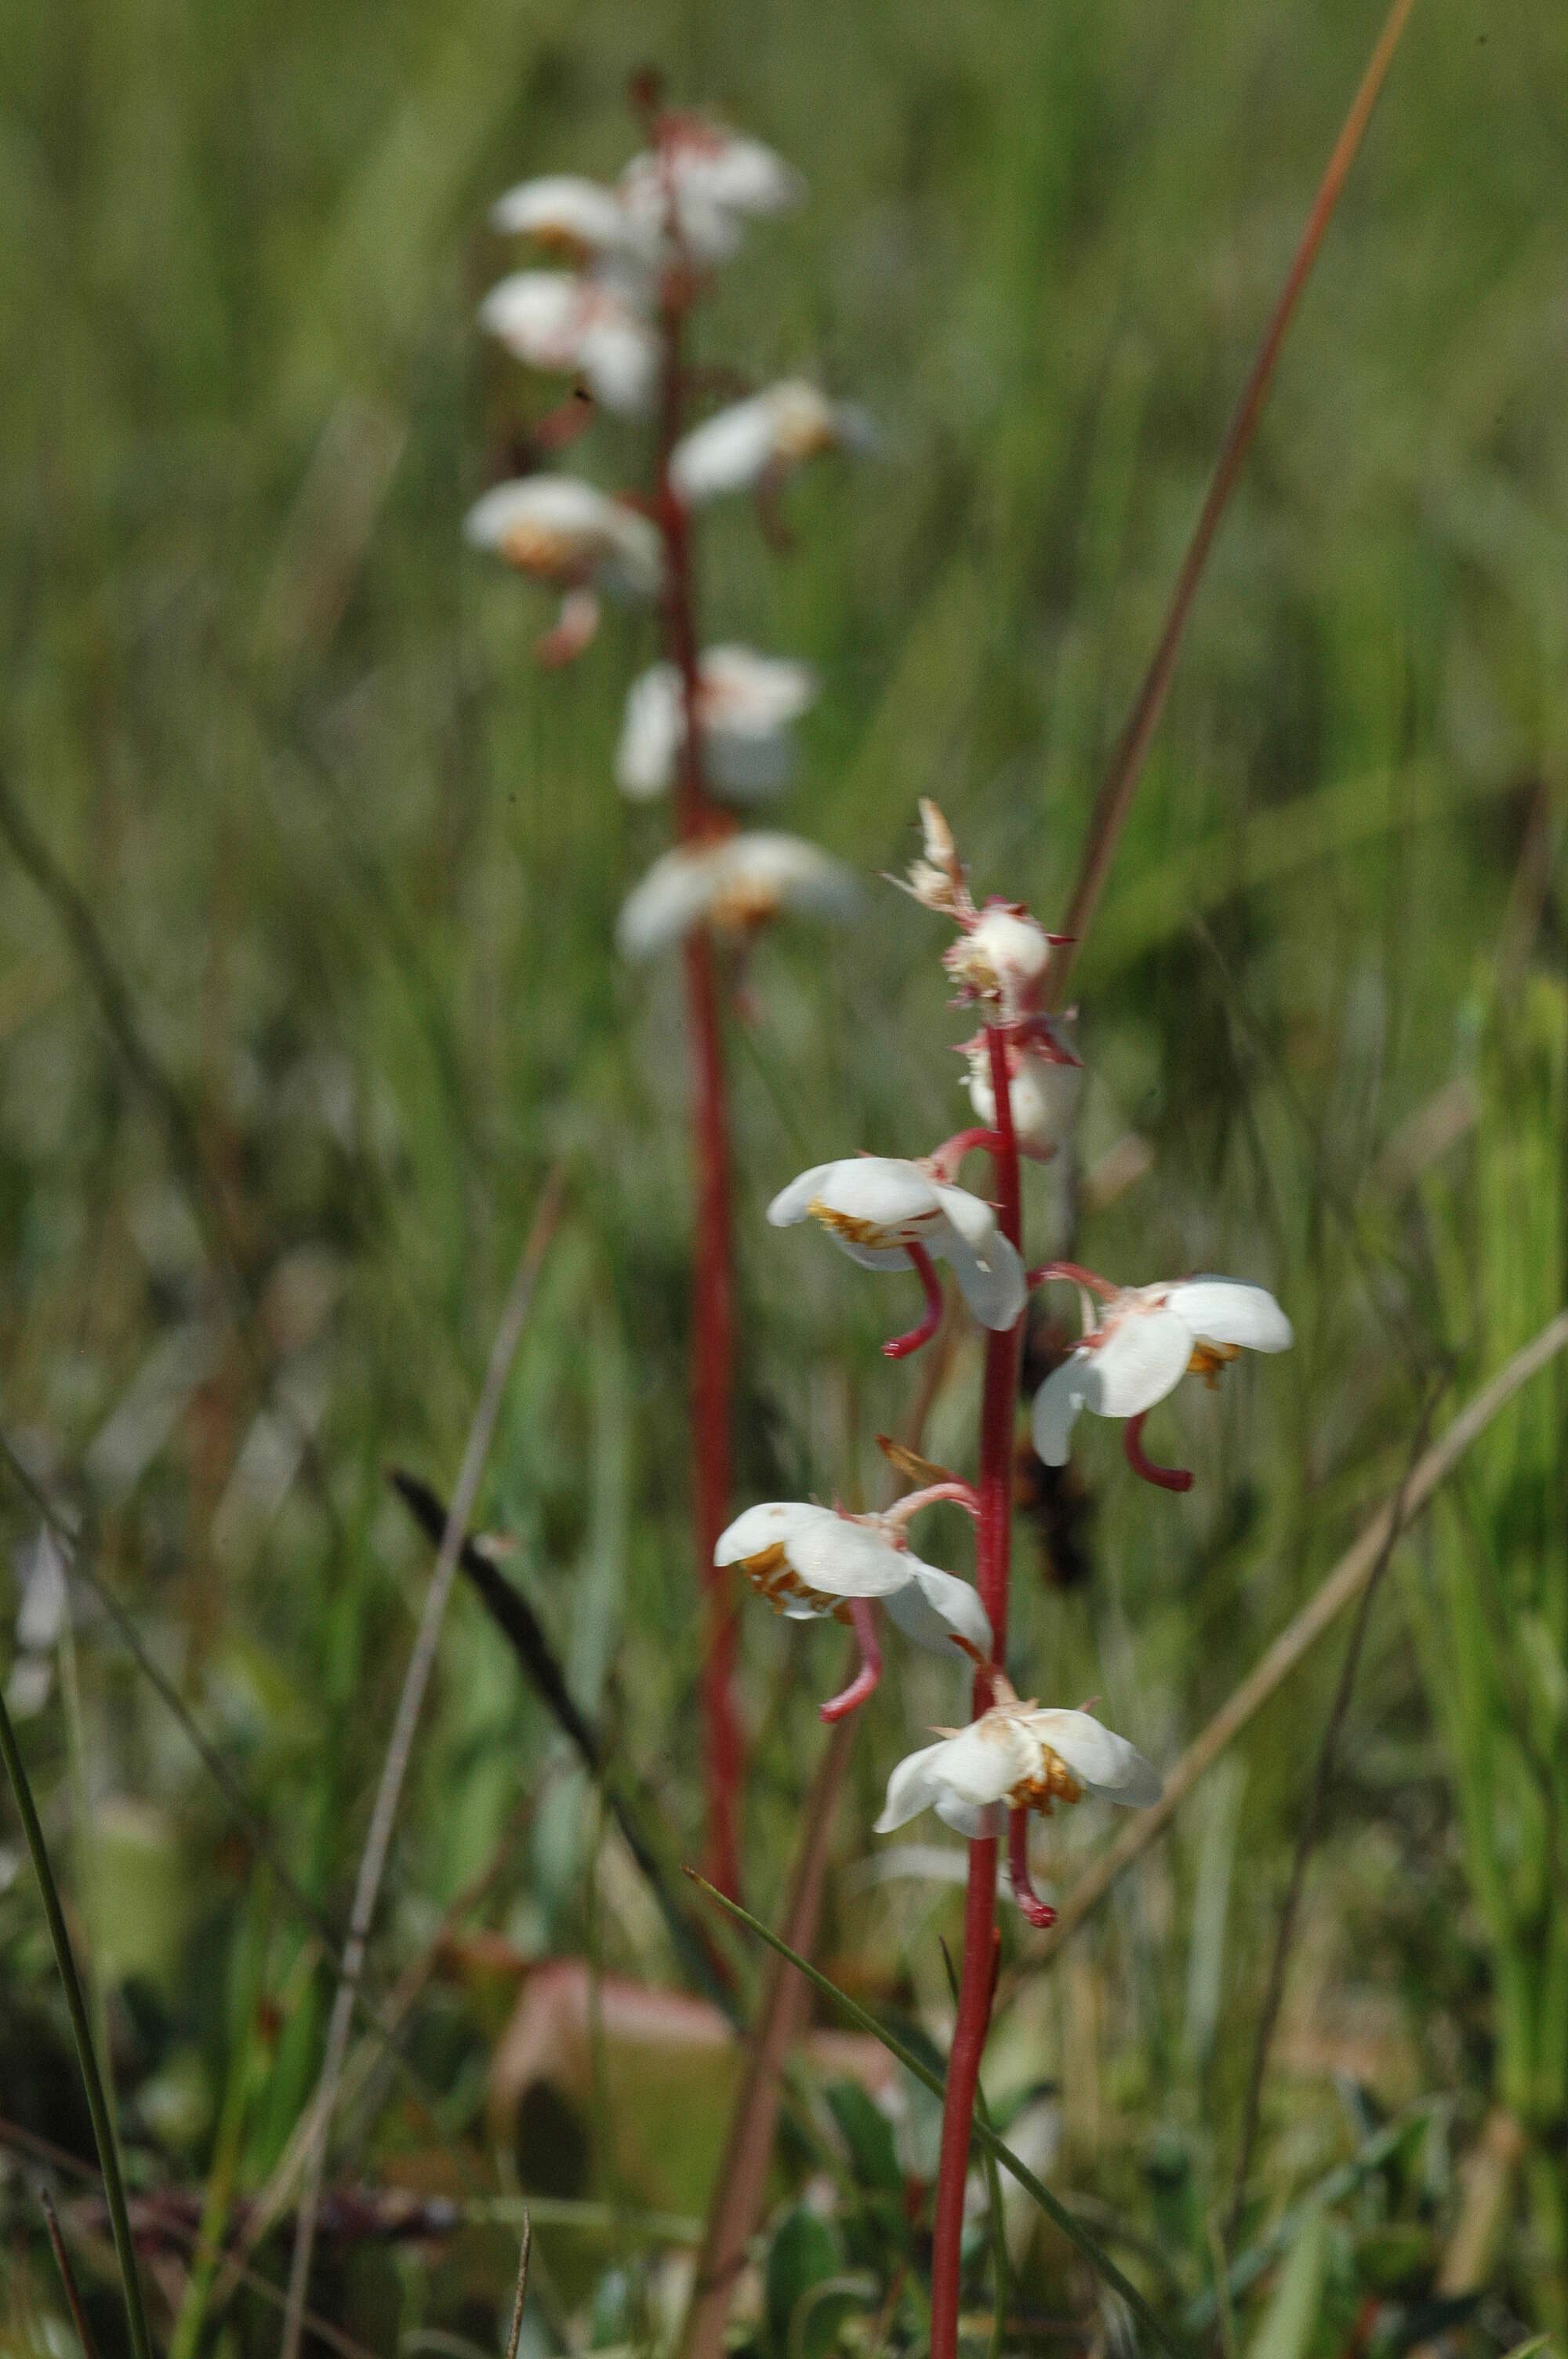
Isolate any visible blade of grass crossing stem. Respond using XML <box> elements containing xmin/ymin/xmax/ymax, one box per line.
<box><xmin>0</xmin><ymin>1685</ymin><xmax>154</xmax><ymax>2359</ymax></box>
<box><xmin>1046</xmin><ymin>0</ymin><xmax>1420</xmax><ymax>1006</ymax></box>
<box><xmin>687</xmin><ymin>1872</ymin><xmax>1184</xmax><ymax>2357</ymax></box>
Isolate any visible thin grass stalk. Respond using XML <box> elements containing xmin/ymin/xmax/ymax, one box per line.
<box><xmin>40</xmin><ymin>2186</ymin><xmax>100</xmax><ymax>2359</ymax></box>
<box><xmin>1045</xmin><ymin>0</ymin><xmax>1420</xmax><ymax>1009</ymax></box>
<box><xmin>654</xmin><ymin>267</ymin><xmax>744</xmax><ymax>1900</ymax></box>
<box><xmin>0</xmin><ymin>1684</ymin><xmax>154</xmax><ymax>2359</ymax></box>
<box><xmin>278</xmin><ymin>1170</ymin><xmax>564</xmax><ymax>2359</ymax></box>
<box><xmin>929</xmin><ymin>1023</ymin><xmax>1024</xmax><ymax>2359</ymax></box>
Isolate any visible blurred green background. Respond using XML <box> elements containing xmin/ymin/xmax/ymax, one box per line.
<box><xmin>3</xmin><ymin>0</ymin><xmax>1568</xmax><ymax>2350</ymax></box>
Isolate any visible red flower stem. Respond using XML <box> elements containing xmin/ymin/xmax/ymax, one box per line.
<box><xmin>655</xmin><ymin>238</ymin><xmax>743</xmax><ymax>1899</ymax></box>
<box><xmin>929</xmin><ymin>1024</ymin><xmax>1024</xmax><ymax>2359</ymax></box>
<box><xmin>1123</xmin><ymin>1411</ymin><xmax>1193</xmax><ymax>1494</ymax></box>
<box><xmin>818</xmin><ymin>1598</ymin><xmax>882</xmax><ymax>1723</ymax></box>
<box><xmin>882</xmin><ymin>1241</ymin><xmax>944</xmax><ymax>1360</ymax></box>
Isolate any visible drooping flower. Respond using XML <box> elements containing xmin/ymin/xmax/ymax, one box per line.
<box><xmin>615</xmin><ymin>832</ymin><xmax>857</xmax><ymax>960</ymax></box>
<box><xmin>670</xmin><ymin>380</ymin><xmax>875</xmax><ymax>506</ymax></box>
<box><xmin>875</xmin><ymin>1690</ymin><xmax>1160</xmax><ymax>1840</ymax></box>
<box><xmin>478</xmin><ymin>271</ymin><xmax>659</xmax><ymax>414</ymax></box>
<box><xmin>717</xmin><ymin>1499</ymin><xmax>990</xmax><ymax>1721</ymax></box>
<box><xmin>615</xmin><ymin>647</ymin><xmax>817</xmax><ymax>801</ymax></box>
<box><xmin>1029</xmin><ymin>1275</ymin><xmax>1293</xmax><ymax>1485</ymax></box>
<box><xmin>489</xmin><ymin>174</ymin><xmax>641</xmax><ymax>263</ymax></box>
<box><xmin>961</xmin><ymin>1017</ymin><xmax>1081</xmax><ymax>1161</ymax></box>
<box><xmin>463</xmin><ymin>475</ymin><xmax>662</xmax><ymax>663</ymax></box>
<box><xmin>768</xmin><ymin>1157</ymin><xmax>1025</xmax><ymax>1339</ymax></box>
<box><xmin>618</xmin><ymin>118</ymin><xmax>803</xmax><ymax>266</ymax></box>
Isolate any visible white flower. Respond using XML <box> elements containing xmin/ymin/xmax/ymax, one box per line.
<box><xmin>670</xmin><ymin>380</ymin><xmax>875</xmax><ymax>506</ymax></box>
<box><xmin>717</xmin><ymin>1501</ymin><xmax>990</xmax><ymax>1656</ymax></box>
<box><xmin>1030</xmin><ymin>1278</ymin><xmax>1294</xmax><ymax>1467</ymax></box>
<box><xmin>478</xmin><ymin>272</ymin><xmax>658</xmax><ymax>414</ymax></box>
<box><xmin>618</xmin><ymin>121</ymin><xmax>802</xmax><ymax>265</ymax></box>
<box><xmin>875</xmin><ymin>1695</ymin><xmax>1160</xmax><ymax>1841</ymax></box>
<box><xmin>946</xmin><ymin>905</ymin><xmax>1053</xmax><ymax>1007</ymax></box>
<box><xmin>464</xmin><ymin>475</ymin><xmax>662</xmax><ymax>661</ymax></box>
<box><xmin>615</xmin><ymin>647</ymin><xmax>817</xmax><ymax>801</ymax></box>
<box><xmin>615</xmin><ymin>833</ymin><xmax>857</xmax><ymax>960</ymax></box>
<box><xmin>768</xmin><ymin>1157</ymin><xmax>1025</xmax><ymax>1332</ymax></box>
<box><xmin>963</xmin><ymin>1022</ymin><xmax>1081</xmax><ymax>1161</ymax></box>
<box><xmin>489</xmin><ymin>174</ymin><xmax>641</xmax><ymax>263</ymax></box>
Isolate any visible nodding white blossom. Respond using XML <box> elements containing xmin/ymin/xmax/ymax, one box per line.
<box><xmin>615</xmin><ymin>832</ymin><xmax>857</xmax><ymax>960</ymax></box>
<box><xmin>946</xmin><ymin>904</ymin><xmax>1053</xmax><ymax>1009</ymax></box>
<box><xmin>489</xmin><ymin>174</ymin><xmax>640</xmax><ymax>263</ymax></box>
<box><xmin>768</xmin><ymin>1157</ymin><xmax>1025</xmax><ymax>1332</ymax></box>
<box><xmin>875</xmin><ymin>1689</ymin><xmax>1160</xmax><ymax>1841</ymax></box>
<box><xmin>716</xmin><ymin>1501</ymin><xmax>991</xmax><ymax>1656</ymax></box>
<box><xmin>963</xmin><ymin>1020</ymin><xmax>1081</xmax><ymax>1161</ymax></box>
<box><xmin>479</xmin><ymin>272</ymin><xmax>658</xmax><ymax>414</ymax></box>
<box><xmin>619</xmin><ymin>119</ymin><xmax>803</xmax><ymax>266</ymax></box>
<box><xmin>1030</xmin><ymin>1278</ymin><xmax>1294</xmax><ymax>1466</ymax></box>
<box><xmin>464</xmin><ymin>475</ymin><xmax>662</xmax><ymax>660</ymax></box>
<box><xmin>615</xmin><ymin>647</ymin><xmax>817</xmax><ymax>801</ymax></box>
<box><xmin>670</xmin><ymin>380</ymin><xmax>876</xmax><ymax>506</ymax></box>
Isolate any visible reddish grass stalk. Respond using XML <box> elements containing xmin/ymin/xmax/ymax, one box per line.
<box><xmin>928</xmin><ymin>1024</ymin><xmax>1023</xmax><ymax>2359</ymax></box>
<box><xmin>655</xmin><ymin>264</ymin><xmax>744</xmax><ymax>1899</ymax></box>
<box><xmin>1044</xmin><ymin>0</ymin><xmax>1419</xmax><ymax>1009</ymax></box>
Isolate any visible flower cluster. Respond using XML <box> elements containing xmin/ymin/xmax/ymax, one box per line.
<box><xmin>465</xmin><ymin>104</ymin><xmax>867</xmax><ymax>962</ymax></box>
<box><xmin>726</xmin><ymin>801</ymin><xmax>1293</xmax><ymax>1925</ymax></box>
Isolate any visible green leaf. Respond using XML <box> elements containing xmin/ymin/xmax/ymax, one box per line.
<box><xmin>766</xmin><ymin>2208</ymin><xmax>843</xmax><ymax>2359</ymax></box>
<box><xmin>1245</xmin><ymin>2205</ymin><xmax>1329</xmax><ymax>2359</ymax></box>
<box><xmin>826</xmin><ymin>2078</ymin><xmax>902</xmax><ymax>2197</ymax></box>
<box><xmin>686</xmin><ymin>1872</ymin><xmax>1185</xmax><ymax>2357</ymax></box>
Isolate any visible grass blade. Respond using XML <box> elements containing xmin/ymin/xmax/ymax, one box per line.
<box><xmin>686</xmin><ymin>1870</ymin><xmax>1185</xmax><ymax>2357</ymax></box>
<box><xmin>0</xmin><ymin>1684</ymin><xmax>155</xmax><ymax>2359</ymax></box>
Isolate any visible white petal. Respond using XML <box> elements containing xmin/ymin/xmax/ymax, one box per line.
<box><xmin>1030</xmin><ymin>1358</ymin><xmax>1091</xmax><ymax>1466</ymax></box>
<box><xmin>875</xmin><ymin>1741</ymin><xmax>957</xmax><ymax>1834</ymax></box>
<box><xmin>1023</xmin><ymin>1710</ymin><xmax>1162</xmax><ymax>1807</ymax></box>
<box><xmin>883</xmin><ymin>1558</ymin><xmax>993</xmax><ymax>1656</ymax></box>
<box><xmin>614</xmin><ymin>847</ymin><xmax>719</xmax><ymax>960</ymax></box>
<box><xmin>934</xmin><ymin>1797</ymin><xmax>994</xmax><ymax>1839</ymax></box>
<box><xmin>701</xmin><ymin>646</ymin><xmax>817</xmax><ymax>732</ymax></box>
<box><xmin>670</xmin><ymin>396</ymin><xmax>780</xmax><ymax>502</ymax></box>
<box><xmin>490</xmin><ymin>175</ymin><xmax>630</xmax><ymax>253</ymax></box>
<box><xmin>1165</xmin><ymin>1279</ymin><xmax>1294</xmax><ymax>1354</ymax></box>
<box><xmin>1079</xmin><ymin>1304</ymin><xmax>1194</xmax><ymax>1419</ymax></box>
<box><xmin>578</xmin><ymin>311</ymin><xmax>658</xmax><ymax>413</ymax></box>
<box><xmin>615</xmin><ymin>666</ymin><xmax>682</xmax><ymax>799</ymax></box>
<box><xmin>768</xmin><ymin>1163</ymin><xmax>840</xmax><ymax>1227</ymax></box>
<box><xmin>929</xmin><ymin>1717</ymin><xmax>1039</xmax><ymax>1808</ymax></box>
<box><xmin>714</xmin><ymin>1499</ymin><xmax>823</xmax><ymax>1566</ymax></box>
<box><xmin>966</xmin><ymin>907</ymin><xmax>1051</xmax><ymax>993</ymax></box>
<box><xmin>787</xmin><ymin>1512</ymin><xmax>911</xmax><ymax>1599</ymax></box>
<box><xmin>808</xmin><ymin>1158</ymin><xmax>942</xmax><ymax>1233</ymax></box>
<box><xmin>933</xmin><ymin>1196</ymin><xmax>1025</xmax><ymax>1332</ymax></box>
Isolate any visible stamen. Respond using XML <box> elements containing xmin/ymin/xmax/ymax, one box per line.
<box><xmin>882</xmin><ymin>1241</ymin><xmax>943</xmax><ymax>1360</ymax></box>
<box><xmin>819</xmin><ymin>1598</ymin><xmax>882</xmax><ymax>1722</ymax></box>
<box><xmin>1007</xmin><ymin>1808</ymin><xmax>1057</xmax><ymax>1929</ymax></box>
<box><xmin>1123</xmin><ymin>1412</ymin><xmax>1193</xmax><ymax>1494</ymax></box>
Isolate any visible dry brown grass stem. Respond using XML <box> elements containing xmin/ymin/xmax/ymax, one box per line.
<box><xmin>1039</xmin><ymin>1307</ymin><xmax>1568</xmax><ymax>1954</ymax></box>
<box><xmin>278</xmin><ymin>1164</ymin><xmax>568</xmax><ymax>2359</ymax></box>
<box><xmin>1046</xmin><ymin>0</ymin><xmax>1420</xmax><ymax>1005</ymax></box>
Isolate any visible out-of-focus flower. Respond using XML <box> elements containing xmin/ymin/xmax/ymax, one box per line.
<box><xmin>902</xmin><ymin>798</ymin><xmax>972</xmax><ymax>920</ymax></box>
<box><xmin>615</xmin><ymin>832</ymin><xmax>856</xmax><ymax>959</ymax></box>
<box><xmin>874</xmin><ymin>1688</ymin><xmax>1160</xmax><ymax>1841</ymax></box>
<box><xmin>463</xmin><ymin>475</ymin><xmax>662</xmax><ymax>663</ymax></box>
<box><xmin>946</xmin><ymin>905</ymin><xmax>1054</xmax><ymax>1010</ymax></box>
<box><xmin>615</xmin><ymin>646</ymin><xmax>817</xmax><ymax>801</ymax></box>
<box><xmin>670</xmin><ymin>380</ymin><xmax>875</xmax><ymax>506</ymax></box>
<box><xmin>1030</xmin><ymin>1277</ymin><xmax>1293</xmax><ymax>1467</ymax></box>
<box><xmin>489</xmin><ymin>174</ymin><xmax>640</xmax><ymax>263</ymax></box>
<box><xmin>479</xmin><ymin>272</ymin><xmax>659</xmax><ymax>414</ymax></box>
<box><xmin>619</xmin><ymin>118</ymin><xmax>803</xmax><ymax>265</ymax></box>
<box><xmin>962</xmin><ymin>1018</ymin><xmax>1082</xmax><ymax>1161</ymax></box>
<box><xmin>768</xmin><ymin>1157</ymin><xmax>1025</xmax><ymax>1332</ymax></box>
<box><xmin>717</xmin><ymin>1500</ymin><xmax>990</xmax><ymax>1720</ymax></box>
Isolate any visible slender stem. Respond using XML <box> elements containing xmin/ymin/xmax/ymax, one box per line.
<box><xmin>41</xmin><ymin>2181</ymin><xmax>101</xmax><ymax>2359</ymax></box>
<box><xmin>1028</xmin><ymin>1259</ymin><xmax>1119</xmax><ymax>1300</ymax></box>
<box><xmin>1044</xmin><ymin>0</ymin><xmax>1420</xmax><ymax>1007</ymax></box>
<box><xmin>818</xmin><ymin>1598</ymin><xmax>882</xmax><ymax>1723</ymax></box>
<box><xmin>655</xmin><ymin>245</ymin><xmax>743</xmax><ymax>1899</ymax></box>
<box><xmin>929</xmin><ymin>1024</ymin><xmax>1024</xmax><ymax>2359</ymax></box>
<box><xmin>0</xmin><ymin>1686</ymin><xmax>154</xmax><ymax>2359</ymax></box>
<box><xmin>882</xmin><ymin>1241</ymin><xmax>944</xmax><ymax>1360</ymax></box>
<box><xmin>1007</xmin><ymin>1808</ymin><xmax>1057</xmax><ymax>1930</ymax></box>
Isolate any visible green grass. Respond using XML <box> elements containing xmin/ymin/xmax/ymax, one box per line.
<box><xmin>2</xmin><ymin>0</ymin><xmax>1568</xmax><ymax>2350</ymax></box>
